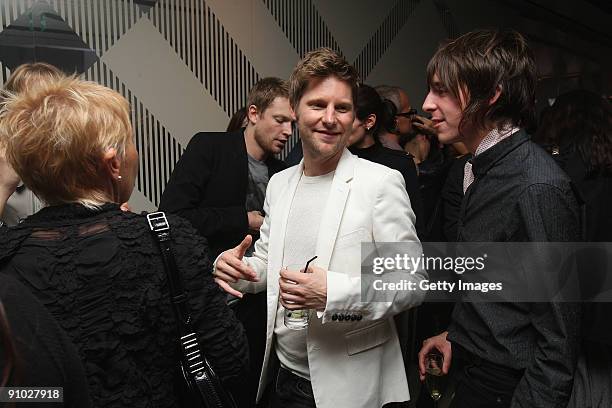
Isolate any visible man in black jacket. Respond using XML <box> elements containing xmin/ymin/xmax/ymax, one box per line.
<box><xmin>159</xmin><ymin>77</ymin><xmax>293</xmax><ymax>257</ymax></box>
<box><xmin>159</xmin><ymin>77</ymin><xmax>294</xmax><ymax>407</ymax></box>
<box><xmin>417</xmin><ymin>30</ymin><xmax>580</xmax><ymax>408</ymax></box>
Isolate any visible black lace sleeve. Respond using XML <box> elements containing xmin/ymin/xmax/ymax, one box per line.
<box><xmin>167</xmin><ymin>215</ymin><xmax>250</xmax><ymax>381</ymax></box>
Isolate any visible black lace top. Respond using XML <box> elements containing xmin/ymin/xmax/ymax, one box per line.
<box><xmin>0</xmin><ymin>203</ymin><xmax>249</xmax><ymax>407</ymax></box>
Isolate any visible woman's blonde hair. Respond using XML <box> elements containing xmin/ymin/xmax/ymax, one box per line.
<box><xmin>4</xmin><ymin>62</ymin><xmax>64</xmax><ymax>94</ymax></box>
<box><xmin>0</xmin><ymin>77</ymin><xmax>133</xmax><ymax>207</ymax></box>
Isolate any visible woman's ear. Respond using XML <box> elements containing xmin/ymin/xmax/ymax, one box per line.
<box><xmin>102</xmin><ymin>147</ymin><xmax>122</xmax><ymax>180</ymax></box>
<box><xmin>365</xmin><ymin>113</ymin><xmax>377</xmax><ymax>131</ymax></box>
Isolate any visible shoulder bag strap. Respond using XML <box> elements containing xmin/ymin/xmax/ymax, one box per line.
<box><xmin>147</xmin><ymin>212</ymin><xmax>236</xmax><ymax>408</ymax></box>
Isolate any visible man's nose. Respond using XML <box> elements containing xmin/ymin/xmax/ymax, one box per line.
<box><xmin>423</xmin><ymin>92</ymin><xmax>436</xmax><ymax>112</ymax></box>
<box><xmin>322</xmin><ymin>105</ymin><xmax>336</xmax><ymax>127</ymax></box>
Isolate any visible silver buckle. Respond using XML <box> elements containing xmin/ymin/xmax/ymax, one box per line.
<box><xmin>147</xmin><ymin>212</ymin><xmax>170</xmax><ymax>233</ymax></box>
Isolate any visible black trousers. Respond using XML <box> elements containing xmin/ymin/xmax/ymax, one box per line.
<box><xmin>450</xmin><ymin>344</ymin><xmax>524</xmax><ymax>408</ymax></box>
<box><xmin>265</xmin><ymin>365</ymin><xmax>409</xmax><ymax>408</ymax></box>
<box><xmin>269</xmin><ymin>367</ymin><xmax>316</xmax><ymax>408</ymax></box>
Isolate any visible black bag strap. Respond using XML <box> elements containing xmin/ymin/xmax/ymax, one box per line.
<box><xmin>147</xmin><ymin>212</ymin><xmax>193</xmax><ymax>335</ymax></box>
<box><xmin>147</xmin><ymin>212</ymin><xmax>236</xmax><ymax>408</ymax></box>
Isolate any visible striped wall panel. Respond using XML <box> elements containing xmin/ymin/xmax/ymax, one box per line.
<box><xmin>83</xmin><ymin>60</ymin><xmax>183</xmax><ymax>207</ymax></box>
<box><xmin>353</xmin><ymin>0</ymin><xmax>420</xmax><ymax>80</ymax></box>
<box><xmin>0</xmin><ymin>0</ymin><xmax>36</xmax><ymax>29</ymax></box>
<box><xmin>150</xmin><ymin>0</ymin><xmax>260</xmax><ymax>117</ymax></box>
<box><xmin>262</xmin><ymin>0</ymin><xmax>342</xmax><ymax>57</ymax></box>
<box><xmin>49</xmin><ymin>0</ymin><xmax>145</xmax><ymax>56</ymax></box>
<box><xmin>433</xmin><ymin>0</ymin><xmax>458</xmax><ymax>39</ymax></box>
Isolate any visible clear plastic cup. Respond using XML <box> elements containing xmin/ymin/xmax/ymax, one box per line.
<box><xmin>282</xmin><ymin>263</ymin><xmax>310</xmax><ymax>330</ymax></box>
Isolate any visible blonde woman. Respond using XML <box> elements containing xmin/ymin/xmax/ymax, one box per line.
<box><xmin>0</xmin><ymin>77</ymin><xmax>249</xmax><ymax>407</ymax></box>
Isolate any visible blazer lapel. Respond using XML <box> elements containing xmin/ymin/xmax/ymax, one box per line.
<box><xmin>315</xmin><ymin>149</ymin><xmax>355</xmax><ymax>270</ymax></box>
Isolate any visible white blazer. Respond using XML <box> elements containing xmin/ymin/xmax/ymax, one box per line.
<box><xmin>228</xmin><ymin>149</ymin><xmax>426</xmax><ymax>408</ymax></box>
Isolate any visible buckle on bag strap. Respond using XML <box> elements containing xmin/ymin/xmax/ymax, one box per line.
<box><xmin>147</xmin><ymin>212</ymin><xmax>170</xmax><ymax>240</ymax></box>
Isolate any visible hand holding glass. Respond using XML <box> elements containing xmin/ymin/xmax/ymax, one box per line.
<box><xmin>283</xmin><ymin>255</ymin><xmax>317</xmax><ymax>330</ymax></box>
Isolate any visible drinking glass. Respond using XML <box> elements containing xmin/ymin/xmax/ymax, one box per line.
<box><xmin>425</xmin><ymin>352</ymin><xmax>447</xmax><ymax>406</ymax></box>
<box><xmin>283</xmin><ymin>256</ymin><xmax>317</xmax><ymax>330</ymax></box>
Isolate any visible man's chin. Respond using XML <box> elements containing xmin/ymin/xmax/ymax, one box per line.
<box><xmin>437</xmin><ymin>132</ymin><xmax>461</xmax><ymax>145</ymax></box>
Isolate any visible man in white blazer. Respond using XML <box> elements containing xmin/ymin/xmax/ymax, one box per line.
<box><xmin>214</xmin><ymin>48</ymin><xmax>426</xmax><ymax>408</ymax></box>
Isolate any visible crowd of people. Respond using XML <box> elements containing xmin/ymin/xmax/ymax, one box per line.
<box><xmin>0</xmin><ymin>28</ymin><xmax>610</xmax><ymax>408</ymax></box>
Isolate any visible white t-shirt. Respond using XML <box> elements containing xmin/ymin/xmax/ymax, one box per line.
<box><xmin>274</xmin><ymin>170</ymin><xmax>334</xmax><ymax>380</ymax></box>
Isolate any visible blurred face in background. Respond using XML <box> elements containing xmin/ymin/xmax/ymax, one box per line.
<box><xmin>395</xmin><ymin>90</ymin><xmax>414</xmax><ymax>135</ymax></box>
<box><xmin>348</xmin><ymin>113</ymin><xmax>376</xmax><ymax>148</ymax></box>
<box><xmin>251</xmin><ymin>96</ymin><xmax>294</xmax><ymax>155</ymax></box>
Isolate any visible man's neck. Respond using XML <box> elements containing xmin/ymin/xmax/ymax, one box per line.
<box><xmin>244</xmin><ymin>125</ymin><xmax>268</xmax><ymax>162</ymax></box>
<box><xmin>464</xmin><ymin>127</ymin><xmax>493</xmax><ymax>155</ymax></box>
<box><xmin>378</xmin><ymin>132</ymin><xmax>402</xmax><ymax>151</ymax></box>
<box><xmin>302</xmin><ymin>148</ymin><xmax>342</xmax><ymax>176</ymax></box>
<box><xmin>463</xmin><ymin>122</ymin><xmax>517</xmax><ymax>155</ymax></box>
<box><xmin>352</xmin><ymin>134</ymin><xmax>375</xmax><ymax>149</ymax></box>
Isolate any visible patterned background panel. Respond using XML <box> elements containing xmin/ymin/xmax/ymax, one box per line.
<box><xmin>0</xmin><ymin>0</ymin><xmax>609</xmax><ymax>212</ymax></box>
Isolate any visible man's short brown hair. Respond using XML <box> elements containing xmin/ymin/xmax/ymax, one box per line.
<box><xmin>427</xmin><ymin>29</ymin><xmax>536</xmax><ymax>132</ymax></box>
<box><xmin>289</xmin><ymin>47</ymin><xmax>360</xmax><ymax>108</ymax></box>
<box><xmin>247</xmin><ymin>77</ymin><xmax>289</xmax><ymax>114</ymax></box>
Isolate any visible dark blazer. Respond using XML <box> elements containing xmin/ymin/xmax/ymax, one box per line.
<box><xmin>159</xmin><ymin>130</ymin><xmax>248</xmax><ymax>256</ymax></box>
<box><xmin>159</xmin><ymin>130</ymin><xmax>286</xmax><ymax>257</ymax></box>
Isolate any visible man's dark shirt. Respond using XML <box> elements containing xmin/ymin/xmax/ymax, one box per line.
<box><xmin>349</xmin><ymin>142</ymin><xmax>424</xmax><ymax>236</ymax></box>
<box><xmin>159</xmin><ymin>129</ymin><xmax>285</xmax><ymax>257</ymax></box>
<box><xmin>448</xmin><ymin>130</ymin><xmax>581</xmax><ymax>408</ymax></box>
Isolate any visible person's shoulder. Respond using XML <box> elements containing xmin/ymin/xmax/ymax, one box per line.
<box><xmin>187</xmin><ymin>130</ymin><xmax>243</xmax><ymax>149</ymax></box>
<box><xmin>521</xmin><ymin>139</ymin><xmax>572</xmax><ymax>187</ymax></box>
<box><xmin>381</xmin><ymin>145</ymin><xmax>413</xmax><ymax>160</ymax></box>
<box><xmin>266</xmin><ymin>156</ymin><xmax>288</xmax><ymax>172</ymax></box>
<box><xmin>354</xmin><ymin>155</ymin><xmax>403</xmax><ymax>182</ymax></box>
<box><xmin>269</xmin><ymin>164</ymin><xmax>299</xmax><ymax>183</ymax></box>
<box><xmin>126</xmin><ymin>211</ymin><xmax>200</xmax><ymax>237</ymax></box>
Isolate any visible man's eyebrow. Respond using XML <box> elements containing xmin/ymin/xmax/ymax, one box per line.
<box><xmin>274</xmin><ymin>114</ymin><xmax>293</xmax><ymax>121</ymax></box>
<box><xmin>305</xmin><ymin>97</ymin><xmax>326</xmax><ymax>105</ymax></box>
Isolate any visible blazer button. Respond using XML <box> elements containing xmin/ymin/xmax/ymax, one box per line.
<box><xmin>332</xmin><ymin>314</ymin><xmax>338</xmax><ymax>321</ymax></box>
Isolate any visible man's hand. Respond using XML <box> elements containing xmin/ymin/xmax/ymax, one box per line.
<box><xmin>214</xmin><ymin>235</ymin><xmax>258</xmax><ymax>298</ymax></box>
<box><xmin>412</xmin><ymin>115</ymin><xmax>437</xmax><ymax>136</ymax></box>
<box><xmin>279</xmin><ymin>265</ymin><xmax>327</xmax><ymax>311</ymax></box>
<box><xmin>418</xmin><ymin>331</ymin><xmax>452</xmax><ymax>381</ymax></box>
<box><xmin>247</xmin><ymin>210</ymin><xmax>264</xmax><ymax>232</ymax></box>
